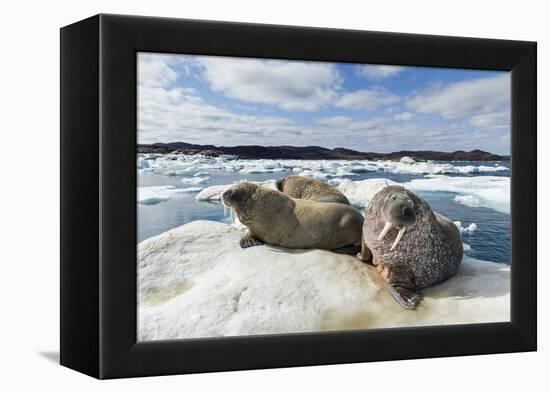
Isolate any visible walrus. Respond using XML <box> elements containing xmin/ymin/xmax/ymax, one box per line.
<box><xmin>276</xmin><ymin>176</ymin><xmax>350</xmax><ymax>205</ymax></box>
<box><xmin>357</xmin><ymin>185</ymin><xmax>463</xmax><ymax>310</ymax></box>
<box><xmin>222</xmin><ymin>182</ymin><xmax>363</xmax><ymax>250</ymax></box>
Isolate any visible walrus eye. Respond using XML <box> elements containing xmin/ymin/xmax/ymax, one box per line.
<box><xmin>391</xmin><ymin>195</ymin><xmax>397</xmax><ymax>201</ymax></box>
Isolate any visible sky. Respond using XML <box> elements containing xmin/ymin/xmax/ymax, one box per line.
<box><xmin>138</xmin><ymin>52</ymin><xmax>510</xmax><ymax>154</ymax></box>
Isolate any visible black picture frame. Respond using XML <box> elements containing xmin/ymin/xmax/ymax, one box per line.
<box><xmin>60</xmin><ymin>14</ymin><xmax>536</xmax><ymax>379</ymax></box>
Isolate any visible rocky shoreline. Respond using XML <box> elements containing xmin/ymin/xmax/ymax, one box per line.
<box><xmin>138</xmin><ymin>142</ymin><xmax>509</xmax><ymax>162</ymax></box>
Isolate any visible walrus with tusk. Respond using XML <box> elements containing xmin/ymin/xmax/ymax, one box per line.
<box><xmin>221</xmin><ymin>182</ymin><xmax>364</xmax><ymax>250</ymax></box>
<box><xmin>357</xmin><ymin>185</ymin><xmax>463</xmax><ymax>310</ymax></box>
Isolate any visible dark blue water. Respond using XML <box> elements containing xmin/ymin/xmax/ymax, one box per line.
<box><xmin>138</xmin><ymin>161</ymin><xmax>510</xmax><ymax>265</ymax></box>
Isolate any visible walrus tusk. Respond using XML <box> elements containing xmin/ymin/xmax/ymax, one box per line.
<box><xmin>230</xmin><ymin>207</ymin><xmax>235</xmax><ymax>223</ymax></box>
<box><xmin>378</xmin><ymin>222</ymin><xmax>393</xmax><ymax>241</ymax></box>
<box><xmin>390</xmin><ymin>227</ymin><xmax>406</xmax><ymax>251</ymax></box>
<box><xmin>223</xmin><ymin>202</ymin><xmax>228</xmax><ymax>217</ymax></box>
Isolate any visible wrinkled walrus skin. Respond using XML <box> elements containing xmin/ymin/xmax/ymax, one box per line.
<box><xmin>222</xmin><ymin>182</ymin><xmax>363</xmax><ymax>250</ymax></box>
<box><xmin>358</xmin><ymin>185</ymin><xmax>463</xmax><ymax>310</ymax></box>
<box><xmin>276</xmin><ymin>176</ymin><xmax>350</xmax><ymax>205</ymax></box>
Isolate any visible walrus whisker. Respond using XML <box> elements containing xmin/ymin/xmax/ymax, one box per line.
<box><xmin>390</xmin><ymin>227</ymin><xmax>406</xmax><ymax>251</ymax></box>
<box><xmin>378</xmin><ymin>222</ymin><xmax>393</xmax><ymax>241</ymax></box>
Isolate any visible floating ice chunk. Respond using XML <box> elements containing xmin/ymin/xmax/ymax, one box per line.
<box><xmin>195</xmin><ymin>185</ymin><xmax>231</xmax><ymax>201</ymax></box>
<box><xmin>137</xmin><ymin>158</ymin><xmax>150</xmax><ymax>169</ymax></box>
<box><xmin>328</xmin><ymin>178</ymin><xmax>348</xmax><ymax>186</ymax></box>
<box><xmin>164</xmin><ymin>169</ymin><xmax>197</xmax><ymax>177</ymax></box>
<box><xmin>195</xmin><ymin>180</ymin><xmax>278</xmax><ymax>201</ymax></box>
<box><xmin>404</xmin><ymin>176</ymin><xmax>510</xmax><ymax>214</ymax></box>
<box><xmin>239</xmin><ymin>167</ymin><xmax>274</xmax><ymax>174</ymax></box>
<box><xmin>180</xmin><ymin>187</ymin><xmax>204</xmax><ymax>193</ymax></box>
<box><xmin>138</xmin><ymin>186</ymin><xmax>189</xmax><ymax>205</ymax></box>
<box><xmin>463</xmin><ymin>243</ymin><xmax>472</xmax><ymax>252</ymax></box>
<box><xmin>337</xmin><ymin>178</ymin><xmax>398</xmax><ymax>208</ymax></box>
<box><xmin>454</xmin><ymin>221</ymin><xmax>478</xmax><ymax>234</ymax></box>
<box><xmin>400</xmin><ymin>156</ymin><xmax>416</xmax><ymax>164</ymax></box>
<box><xmin>181</xmin><ymin>176</ymin><xmax>210</xmax><ymax>185</ymax></box>
<box><xmin>193</xmin><ymin>171</ymin><xmax>210</xmax><ymax>177</ymax></box>
<box><xmin>454</xmin><ymin>194</ymin><xmax>482</xmax><ymax>208</ymax></box>
<box><xmin>138</xmin><ymin>221</ymin><xmax>510</xmax><ymax>340</ymax></box>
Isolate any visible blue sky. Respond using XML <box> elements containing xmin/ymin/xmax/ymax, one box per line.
<box><xmin>138</xmin><ymin>53</ymin><xmax>510</xmax><ymax>154</ymax></box>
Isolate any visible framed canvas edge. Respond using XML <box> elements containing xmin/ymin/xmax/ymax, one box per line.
<box><xmin>60</xmin><ymin>14</ymin><xmax>537</xmax><ymax>379</ymax></box>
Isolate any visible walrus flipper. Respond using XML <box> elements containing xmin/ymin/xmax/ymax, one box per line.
<box><xmin>356</xmin><ymin>237</ymin><xmax>373</xmax><ymax>263</ymax></box>
<box><xmin>387</xmin><ymin>265</ymin><xmax>423</xmax><ymax>310</ymax></box>
<box><xmin>239</xmin><ymin>230</ymin><xmax>264</xmax><ymax>248</ymax></box>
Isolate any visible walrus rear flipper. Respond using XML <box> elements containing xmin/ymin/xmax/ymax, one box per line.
<box><xmin>388</xmin><ymin>265</ymin><xmax>423</xmax><ymax>310</ymax></box>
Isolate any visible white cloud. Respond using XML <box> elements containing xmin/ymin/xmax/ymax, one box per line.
<box><xmin>394</xmin><ymin>112</ymin><xmax>415</xmax><ymax>121</ymax></box>
<box><xmin>316</xmin><ymin>116</ymin><xmax>352</xmax><ymax>126</ymax></box>
<box><xmin>335</xmin><ymin>88</ymin><xmax>400</xmax><ymax>111</ymax></box>
<box><xmin>138</xmin><ymin>54</ymin><xmax>179</xmax><ymax>88</ymax></box>
<box><xmin>356</xmin><ymin>65</ymin><xmax>407</xmax><ymax>80</ymax></box>
<box><xmin>406</xmin><ymin>73</ymin><xmax>510</xmax><ymax>129</ymax></box>
<box><xmin>138</xmin><ymin>85</ymin><xmax>316</xmax><ymax>146</ymax></box>
<box><xmin>137</xmin><ymin>55</ymin><xmax>509</xmax><ymax>154</ymax></box>
<box><xmin>195</xmin><ymin>57</ymin><xmax>342</xmax><ymax>112</ymax></box>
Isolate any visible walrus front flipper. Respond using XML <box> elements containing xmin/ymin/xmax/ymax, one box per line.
<box><xmin>356</xmin><ymin>237</ymin><xmax>373</xmax><ymax>263</ymax></box>
<box><xmin>239</xmin><ymin>231</ymin><xmax>264</xmax><ymax>248</ymax></box>
<box><xmin>387</xmin><ymin>265</ymin><xmax>423</xmax><ymax>310</ymax></box>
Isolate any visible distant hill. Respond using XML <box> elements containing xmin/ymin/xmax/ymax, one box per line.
<box><xmin>138</xmin><ymin>142</ymin><xmax>509</xmax><ymax>162</ymax></box>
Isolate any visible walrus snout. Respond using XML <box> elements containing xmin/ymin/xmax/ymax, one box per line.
<box><xmin>387</xmin><ymin>197</ymin><xmax>416</xmax><ymax>228</ymax></box>
<box><xmin>221</xmin><ymin>188</ymin><xmax>236</xmax><ymax>206</ymax></box>
<box><xmin>377</xmin><ymin>193</ymin><xmax>416</xmax><ymax>251</ymax></box>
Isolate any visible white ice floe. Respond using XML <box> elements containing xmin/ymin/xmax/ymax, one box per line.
<box><xmin>180</xmin><ymin>176</ymin><xmax>210</xmax><ymax>185</ymax></box>
<box><xmin>139</xmin><ymin>154</ymin><xmax>509</xmax><ymax>177</ymax></box>
<box><xmin>138</xmin><ymin>186</ymin><xmax>191</xmax><ymax>205</ymax></box>
<box><xmin>403</xmin><ymin>176</ymin><xmax>510</xmax><ymax>214</ymax></box>
<box><xmin>195</xmin><ymin>180</ymin><xmax>278</xmax><ymax>201</ymax></box>
<box><xmin>454</xmin><ymin>194</ymin><xmax>482</xmax><ymax>207</ymax></box>
<box><xmin>454</xmin><ymin>221</ymin><xmax>478</xmax><ymax>234</ymax></box>
<box><xmin>138</xmin><ymin>221</ymin><xmax>510</xmax><ymax>340</ymax></box>
<box><xmin>195</xmin><ymin>175</ymin><xmax>509</xmax><ymax>216</ymax></box>
<box><xmin>180</xmin><ymin>187</ymin><xmax>204</xmax><ymax>193</ymax></box>
<box><xmin>336</xmin><ymin>178</ymin><xmax>398</xmax><ymax>208</ymax></box>
<box><xmin>137</xmin><ymin>158</ymin><xmax>150</xmax><ymax>169</ymax></box>
<box><xmin>400</xmin><ymin>156</ymin><xmax>416</xmax><ymax>164</ymax></box>
<box><xmin>195</xmin><ymin>185</ymin><xmax>232</xmax><ymax>201</ymax></box>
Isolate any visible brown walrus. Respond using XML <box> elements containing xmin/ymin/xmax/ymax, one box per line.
<box><xmin>276</xmin><ymin>175</ymin><xmax>350</xmax><ymax>205</ymax></box>
<box><xmin>358</xmin><ymin>185</ymin><xmax>463</xmax><ymax>310</ymax></box>
<box><xmin>222</xmin><ymin>182</ymin><xmax>363</xmax><ymax>250</ymax></box>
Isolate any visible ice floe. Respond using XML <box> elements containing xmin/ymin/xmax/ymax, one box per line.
<box><xmin>138</xmin><ymin>185</ymin><xmax>193</xmax><ymax>205</ymax></box>
<box><xmin>336</xmin><ymin>178</ymin><xmax>397</xmax><ymax>208</ymax></box>
<box><xmin>403</xmin><ymin>176</ymin><xmax>510</xmax><ymax>214</ymax></box>
<box><xmin>454</xmin><ymin>221</ymin><xmax>478</xmax><ymax>234</ymax></box>
<box><xmin>194</xmin><ymin>175</ymin><xmax>509</xmax><ymax>216</ymax></box>
<box><xmin>137</xmin><ymin>157</ymin><xmax>150</xmax><ymax>169</ymax></box>
<box><xmin>138</xmin><ymin>220</ymin><xmax>510</xmax><ymax>340</ymax></box>
<box><xmin>195</xmin><ymin>180</ymin><xmax>278</xmax><ymax>201</ymax></box>
<box><xmin>180</xmin><ymin>176</ymin><xmax>210</xmax><ymax>185</ymax></box>
<box><xmin>137</xmin><ymin>153</ymin><xmax>509</xmax><ymax>177</ymax></box>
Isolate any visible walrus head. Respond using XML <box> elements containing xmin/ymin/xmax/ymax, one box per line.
<box><xmin>221</xmin><ymin>182</ymin><xmax>260</xmax><ymax>224</ymax></box>
<box><xmin>375</xmin><ymin>186</ymin><xmax>416</xmax><ymax>251</ymax></box>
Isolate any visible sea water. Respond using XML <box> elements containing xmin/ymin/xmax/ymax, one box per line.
<box><xmin>137</xmin><ymin>155</ymin><xmax>510</xmax><ymax>265</ymax></box>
